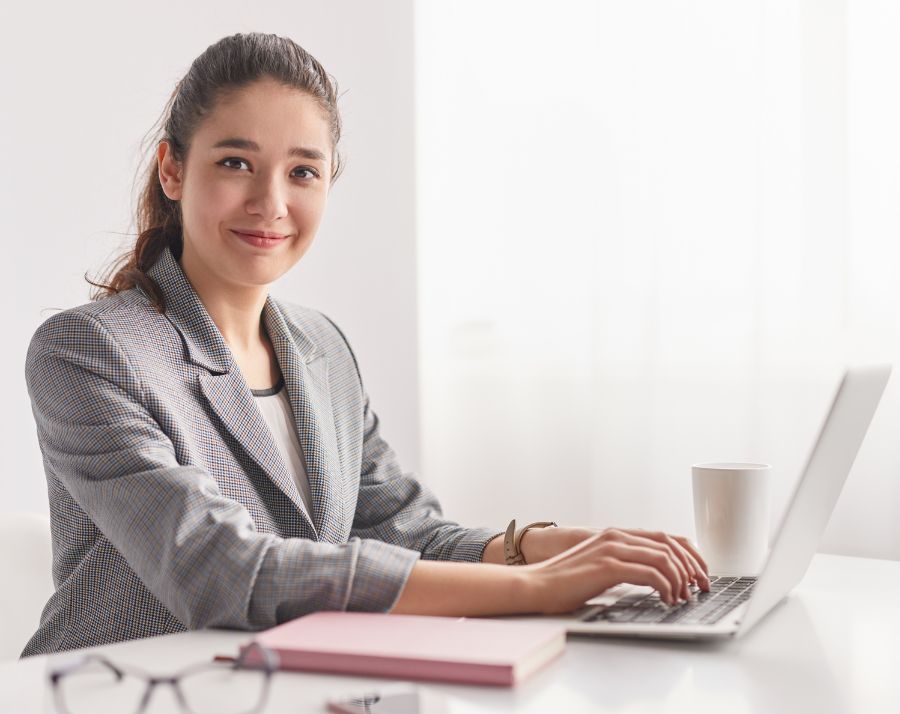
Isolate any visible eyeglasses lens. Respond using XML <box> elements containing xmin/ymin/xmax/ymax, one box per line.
<box><xmin>57</xmin><ymin>660</ymin><xmax>145</xmax><ymax>714</ymax></box>
<box><xmin>178</xmin><ymin>666</ymin><xmax>268</xmax><ymax>714</ymax></box>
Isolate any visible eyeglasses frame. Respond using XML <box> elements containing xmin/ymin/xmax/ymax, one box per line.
<box><xmin>48</xmin><ymin>640</ymin><xmax>279</xmax><ymax>714</ymax></box>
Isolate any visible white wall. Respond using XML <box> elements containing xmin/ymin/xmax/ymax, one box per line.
<box><xmin>0</xmin><ymin>0</ymin><xmax>420</xmax><ymax>515</ymax></box>
<box><xmin>416</xmin><ymin>0</ymin><xmax>900</xmax><ymax>560</ymax></box>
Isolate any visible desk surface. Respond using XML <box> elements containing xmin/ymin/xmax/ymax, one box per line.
<box><xmin>1</xmin><ymin>553</ymin><xmax>898</xmax><ymax>714</ymax></box>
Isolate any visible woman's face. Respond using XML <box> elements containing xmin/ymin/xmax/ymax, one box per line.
<box><xmin>158</xmin><ymin>77</ymin><xmax>333</xmax><ymax>292</ymax></box>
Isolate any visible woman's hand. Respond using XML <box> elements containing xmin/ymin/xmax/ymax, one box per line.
<box><xmin>522</xmin><ymin>527</ymin><xmax>711</xmax><ymax>613</ymax></box>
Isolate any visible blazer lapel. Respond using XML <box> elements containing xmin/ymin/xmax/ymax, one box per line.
<box><xmin>263</xmin><ymin>297</ymin><xmax>345</xmax><ymax>543</ymax></box>
<box><xmin>145</xmin><ymin>246</ymin><xmax>320</xmax><ymax>537</ymax></box>
<box><xmin>196</xmin><ymin>370</ymin><xmax>317</xmax><ymax>534</ymax></box>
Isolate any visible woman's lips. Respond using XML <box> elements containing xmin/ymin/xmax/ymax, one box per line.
<box><xmin>230</xmin><ymin>230</ymin><xmax>289</xmax><ymax>248</ymax></box>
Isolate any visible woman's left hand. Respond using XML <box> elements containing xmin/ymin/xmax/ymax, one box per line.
<box><xmin>521</xmin><ymin>526</ymin><xmax>709</xmax><ymax>590</ymax></box>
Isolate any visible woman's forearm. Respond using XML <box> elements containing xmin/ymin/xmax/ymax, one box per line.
<box><xmin>389</xmin><ymin>560</ymin><xmax>537</xmax><ymax>616</ymax></box>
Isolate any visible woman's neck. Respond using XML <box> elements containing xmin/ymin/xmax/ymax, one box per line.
<box><xmin>178</xmin><ymin>247</ymin><xmax>270</xmax><ymax>355</ymax></box>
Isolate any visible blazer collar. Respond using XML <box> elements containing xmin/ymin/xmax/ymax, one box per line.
<box><xmin>145</xmin><ymin>245</ymin><xmax>323</xmax><ymax>372</ymax></box>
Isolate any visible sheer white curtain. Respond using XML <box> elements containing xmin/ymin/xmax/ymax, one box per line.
<box><xmin>415</xmin><ymin>0</ymin><xmax>900</xmax><ymax>560</ymax></box>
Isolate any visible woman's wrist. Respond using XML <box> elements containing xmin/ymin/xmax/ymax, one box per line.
<box><xmin>518</xmin><ymin>528</ymin><xmax>545</xmax><ymax>563</ymax></box>
<box><xmin>516</xmin><ymin>563</ymin><xmax>544</xmax><ymax>614</ymax></box>
<box><xmin>483</xmin><ymin>524</ymin><xmax>599</xmax><ymax>566</ymax></box>
<box><xmin>520</xmin><ymin>526</ymin><xmax>595</xmax><ymax>564</ymax></box>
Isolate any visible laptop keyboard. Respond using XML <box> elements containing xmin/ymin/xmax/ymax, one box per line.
<box><xmin>581</xmin><ymin>576</ymin><xmax>757</xmax><ymax>626</ymax></box>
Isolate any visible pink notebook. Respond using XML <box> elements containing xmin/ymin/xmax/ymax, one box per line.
<box><xmin>242</xmin><ymin>612</ymin><xmax>566</xmax><ymax>686</ymax></box>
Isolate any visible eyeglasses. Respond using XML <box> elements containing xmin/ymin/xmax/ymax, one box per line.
<box><xmin>48</xmin><ymin>641</ymin><xmax>279</xmax><ymax>714</ymax></box>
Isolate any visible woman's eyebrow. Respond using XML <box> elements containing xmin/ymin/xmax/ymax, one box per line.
<box><xmin>212</xmin><ymin>137</ymin><xmax>327</xmax><ymax>162</ymax></box>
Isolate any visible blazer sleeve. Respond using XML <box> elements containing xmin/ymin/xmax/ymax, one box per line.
<box><xmin>320</xmin><ymin>314</ymin><xmax>505</xmax><ymax>562</ymax></box>
<box><xmin>26</xmin><ymin>310</ymin><xmax>422</xmax><ymax>631</ymax></box>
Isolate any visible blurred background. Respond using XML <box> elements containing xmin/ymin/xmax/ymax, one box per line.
<box><xmin>2</xmin><ymin>0</ymin><xmax>897</xmax><ymax>560</ymax></box>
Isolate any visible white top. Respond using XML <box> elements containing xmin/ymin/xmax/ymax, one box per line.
<box><xmin>252</xmin><ymin>377</ymin><xmax>314</xmax><ymax>517</ymax></box>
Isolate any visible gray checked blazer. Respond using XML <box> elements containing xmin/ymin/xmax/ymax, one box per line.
<box><xmin>22</xmin><ymin>245</ymin><xmax>502</xmax><ymax>657</ymax></box>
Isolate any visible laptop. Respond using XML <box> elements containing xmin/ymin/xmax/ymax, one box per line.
<box><xmin>496</xmin><ymin>364</ymin><xmax>891</xmax><ymax>641</ymax></box>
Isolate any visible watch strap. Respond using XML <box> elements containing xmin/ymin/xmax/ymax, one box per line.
<box><xmin>503</xmin><ymin>519</ymin><xmax>558</xmax><ymax>565</ymax></box>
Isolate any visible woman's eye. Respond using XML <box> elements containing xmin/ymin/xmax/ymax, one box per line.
<box><xmin>218</xmin><ymin>158</ymin><xmax>318</xmax><ymax>180</ymax></box>
<box><xmin>219</xmin><ymin>157</ymin><xmax>249</xmax><ymax>170</ymax></box>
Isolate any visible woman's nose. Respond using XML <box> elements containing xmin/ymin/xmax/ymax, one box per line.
<box><xmin>246</xmin><ymin>174</ymin><xmax>288</xmax><ymax>221</ymax></box>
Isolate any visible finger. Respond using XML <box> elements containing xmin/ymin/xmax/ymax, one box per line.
<box><xmin>604</xmin><ymin>558</ymin><xmax>676</xmax><ymax>606</ymax></box>
<box><xmin>671</xmin><ymin>539</ymin><xmax>709</xmax><ymax>591</ymax></box>
<box><xmin>620</xmin><ymin>529</ymin><xmax>709</xmax><ymax>592</ymax></box>
<box><xmin>604</xmin><ymin>530</ymin><xmax>691</xmax><ymax>599</ymax></box>
<box><xmin>673</xmin><ymin>535</ymin><xmax>710</xmax><ymax>577</ymax></box>
<box><xmin>599</xmin><ymin>542</ymin><xmax>685</xmax><ymax>605</ymax></box>
<box><xmin>643</xmin><ymin>531</ymin><xmax>705</xmax><ymax>592</ymax></box>
<box><xmin>652</xmin><ymin>532</ymin><xmax>710</xmax><ymax>591</ymax></box>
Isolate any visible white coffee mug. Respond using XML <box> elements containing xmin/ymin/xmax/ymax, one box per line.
<box><xmin>692</xmin><ymin>462</ymin><xmax>770</xmax><ymax>576</ymax></box>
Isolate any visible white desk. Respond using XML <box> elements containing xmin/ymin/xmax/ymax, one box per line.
<box><xmin>1</xmin><ymin>554</ymin><xmax>898</xmax><ymax>713</ymax></box>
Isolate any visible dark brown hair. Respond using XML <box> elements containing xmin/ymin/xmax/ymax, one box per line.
<box><xmin>87</xmin><ymin>32</ymin><xmax>344</xmax><ymax>312</ymax></box>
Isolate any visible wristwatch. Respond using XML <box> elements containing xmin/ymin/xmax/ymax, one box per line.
<box><xmin>504</xmin><ymin>519</ymin><xmax>558</xmax><ymax>565</ymax></box>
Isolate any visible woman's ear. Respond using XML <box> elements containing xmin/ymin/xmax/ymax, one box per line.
<box><xmin>157</xmin><ymin>140</ymin><xmax>184</xmax><ymax>201</ymax></box>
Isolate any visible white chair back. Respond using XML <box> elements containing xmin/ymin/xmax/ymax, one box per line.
<box><xmin>0</xmin><ymin>512</ymin><xmax>53</xmax><ymax>661</ymax></box>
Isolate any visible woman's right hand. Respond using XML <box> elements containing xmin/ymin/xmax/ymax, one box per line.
<box><xmin>522</xmin><ymin>527</ymin><xmax>711</xmax><ymax>614</ymax></box>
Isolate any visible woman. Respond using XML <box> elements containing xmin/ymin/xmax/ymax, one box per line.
<box><xmin>22</xmin><ymin>32</ymin><xmax>708</xmax><ymax>657</ymax></box>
